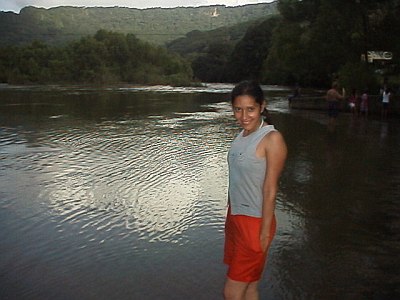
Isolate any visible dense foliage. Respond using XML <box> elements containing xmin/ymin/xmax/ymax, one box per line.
<box><xmin>224</xmin><ymin>16</ymin><xmax>280</xmax><ymax>83</ymax></box>
<box><xmin>0</xmin><ymin>30</ymin><xmax>193</xmax><ymax>85</ymax></box>
<box><xmin>262</xmin><ymin>0</ymin><xmax>400</xmax><ymax>89</ymax></box>
<box><xmin>180</xmin><ymin>0</ymin><xmax>399</xmax><ymax>89</ymax></box>
<box><xmin>1</xmin><ymin>1</ymin><xmax>399</xmax><ymax>89</ymax></box>
<box><xmin>166</xmin><ymin>19</ymin><xmax>256</xmax><ymax>59</ymax></box>
<box><xmin>168</xmin><ymin>16</ymin><xmax>279</xmax><ymax>83</ymax></box>
<box><xmin>0</xmin><ymin>4</ymin><xmax>277</xmax><ymax>46</ymax></box>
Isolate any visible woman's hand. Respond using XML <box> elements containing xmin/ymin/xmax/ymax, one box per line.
<box><xmin>260</xmin><ymin>235</ymin><xmax>272</xmax><ymax>253</ymax></box>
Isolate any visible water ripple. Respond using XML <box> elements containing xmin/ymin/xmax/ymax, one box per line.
<box><xmin>2</xmin><ymin>89</ymin><xmax>399</xmax><ymax>299</ymax></box>
<box><xmin>1</xmin><ymin>109</ymin><xmax>231</xmax><ymax>256</ymax></box>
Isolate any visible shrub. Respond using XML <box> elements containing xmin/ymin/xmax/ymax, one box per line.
<box><xmin>338</xmin><ymin>62</ymin><xmax>379</xmax><ymax>94</ymax></box>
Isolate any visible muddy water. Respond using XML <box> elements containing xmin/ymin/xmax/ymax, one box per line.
<box><xmin>0</xmin><ymin>85</ymin><xmax>398</xmax><ymax>299</ymax></box>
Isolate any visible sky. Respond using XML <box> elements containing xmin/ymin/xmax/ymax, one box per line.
<box><xmin>0</xmin><ymin>0</ymin><xmax>275</xmax><ymax>13</ymax></box>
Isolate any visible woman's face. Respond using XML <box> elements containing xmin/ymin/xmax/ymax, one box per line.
<box><xmin>232</xmin><ymin>95</ymin><xmax>263</xmax><ymax>133</ymax></box>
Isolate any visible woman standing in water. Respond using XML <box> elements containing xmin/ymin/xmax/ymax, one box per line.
<box><xmin>224</xmin><ymin>81</ymin><xmax>287</xmax><ymax>300</ymax></box>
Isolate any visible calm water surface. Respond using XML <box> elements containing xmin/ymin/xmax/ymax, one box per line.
<box><xmin>0</xmin><ymin>84</ymin><xmax>399</xmax><ymax>299</ymax></box>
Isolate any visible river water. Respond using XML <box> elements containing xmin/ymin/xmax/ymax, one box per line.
<box><xmin>0</xmin><ymin>84</ymin><xmax>399</xmax><ymax>300</ymax></box>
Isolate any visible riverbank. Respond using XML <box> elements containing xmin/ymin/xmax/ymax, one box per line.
<box><xmin>289</xmin><ymin>94</ymin><xmax>400</xmax><ymax>117</ymax></box>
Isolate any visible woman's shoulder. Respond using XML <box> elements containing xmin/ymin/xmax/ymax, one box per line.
<box><xmin>264</xmin><ymin>128</ymin><xmax>284</xmax><ymax>141</ymax></box>
<box><xmin>260</xmin><ymin>127</ymin><xmax>286</xmax><ymax>148</ymax></box>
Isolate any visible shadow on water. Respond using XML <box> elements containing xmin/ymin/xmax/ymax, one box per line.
<box><xmin>0</xmin><ymin>86</ymin><xmax>399</xmax><ymax>299</ymax></box>
<box><xmin>268</xmin><ymin>111</ymin><xmax>400</xmax><ymax>299</ymax></box>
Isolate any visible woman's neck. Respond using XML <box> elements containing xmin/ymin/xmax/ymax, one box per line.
<box><xmin>243</xmin><ymin>119</ymin><xmax>264</xmax><ymax>137</ymax></box>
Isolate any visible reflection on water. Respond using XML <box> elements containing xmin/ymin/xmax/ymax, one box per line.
<box><xmin>0</xmin><ymin>85</ymin><xmax>399</xmax><ymax>299</ymax></box>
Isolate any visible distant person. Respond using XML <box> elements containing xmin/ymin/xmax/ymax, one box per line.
<box><xmin>224</xmin><ymin>80</ymin><xmax>287</xmax><ymax>300</ymax></box>
<box><xmin>326</xmin><ymin>82</ymin><xmax>344</xmax><ymax>125</ymax></box>
<box><xmin>348</xmin><ymin>88</ymin><xmax>358</xmax><ymax>116</ymax></box>
<box><xmin>288</xmin><ymin>83</ymin><xmax>300</xmax><ymax>107</ymax></box>
<box><xmin>381</xmin><ymin>88</ymin><xmax>391</xmax><ymax>119</ymax></box>
<box><xmin>360</xmin><ymin>90</ymin><xmax>369</xmax><ymax>117</ymax></box>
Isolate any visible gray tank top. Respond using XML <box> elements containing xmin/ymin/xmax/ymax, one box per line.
<box><xmin>228</xmin><ymin>125</ymin><xmax>276</xmax><ymax>217</ymax></box>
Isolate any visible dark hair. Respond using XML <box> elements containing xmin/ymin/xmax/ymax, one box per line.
<box><xmin>231</xmin><ymin>80</ymin><xmax>264</xmax><ymax>106</ymax></box>
<box><xmin>230</xmin><ymin>80</ymin><xmax>272</xmax><ymax>124</ymax></box>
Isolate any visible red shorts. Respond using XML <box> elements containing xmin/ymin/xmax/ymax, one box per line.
<box><xmin>224</xmin><ymin>209</ymin><xmax>276</xmax><ymax>282</ymax></box>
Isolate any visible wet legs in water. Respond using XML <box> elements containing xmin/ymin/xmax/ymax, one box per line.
<box><xmin>224</xmin><ymin>279</ymin><xmax>260</xmax><ymax>300</ymax></box>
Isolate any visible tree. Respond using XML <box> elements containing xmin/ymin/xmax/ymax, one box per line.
<box><xmin>225</xmin><ymin>17</ymin><xmax>279</xmax><ymax>83</ymax></box>
<box><xmin>0</xmin><ymin>30</ymin><xmax>194</xmax><ymax>85</ymax></box>
<box><xmin>262</xmin><ymin>0</ymin><xmax>400</xmax><ymax>87</ymax></box>
<box><xmin>192</xmin><ymin>42</ymin><xmax>230</xmax><ymax>82</ymax></box>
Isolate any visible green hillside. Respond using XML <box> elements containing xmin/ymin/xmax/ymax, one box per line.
<box><xmin>0</xmin><ymin>3</ymin><xmax>278</xmax><ymax>46</ymax></box>
<box><xmin>166</xmin><ymin>18</ymin><xmax>262</xmax><ymax>57</ymax></box>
